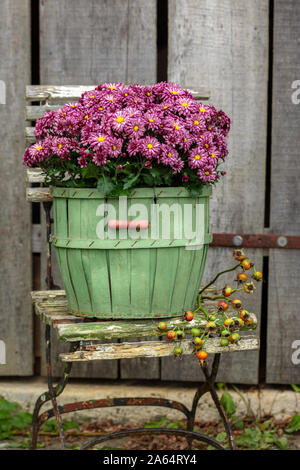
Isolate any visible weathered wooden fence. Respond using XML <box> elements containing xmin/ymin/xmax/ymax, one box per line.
<box><xmin>0</xmin><ymin>0</ymin><xmax>299</xmax><ymax>384</ymax></box>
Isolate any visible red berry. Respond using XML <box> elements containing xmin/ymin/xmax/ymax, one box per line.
<box><xmin>218</xmin><ymin>301</ymin><xmax>229</xmax><ymax>312</ymax></box>
<box><xmin>239</xmin><ymin>310</ymin><xmax>249</xmax><ymax>321</ymax></box>
<box><xmin>252</xmin><ymin>270</ymin><xmax>263</xmax><ymax>281</ymax></box>
<box><xmin>236</xmin><ymin>273</ymin><xmax>247</xmax><ymax>284</ymax></box>
<box><xmin>185</xmin><ymin>310</ymin><xmax>194</xmax><ymax>322</ymax></box>
<box><xmin>233</xmin><ymin>249</ymin><xmax>246</xmax><ymax>262</ymax></box>
<box><xmin>194</xmin><ymin>337</ymin><xmax>203</xmax><ymax>346</ymax></box>
<box><xmin>158</xmin><ymin>321</ymin><xmax>167</xmax><ymax>331</ymax></box>
<box><xmin>196</xmin><ymin>350</ymin><xmax>208</xmax><ymax>361</ymax></box>
<box><xmin>229</xmin><ymin>332</ymin><xmax>240</xmax><ymax>343</ymax></box>
<box><xmin>224</xmin><ymin>318</ymin><xmax>234</xmax><ymax>328</ymax></box>
<box><xmin>166</xmin><ymin>330</ymin><xmax>176</xmax><ymax>340</ymax></box>
<box><xmin>222</xmin><ymin>285</ymin><xmax>232</xmax><ymax>297</ymax></box>
<box><xmin>232</xmin><ymin>299</ymin><xmax>242</xmax><ymax>309</ymax></box>
<box><xmin>241</xmin><ymin>259</ymin><xmax>251</xmax><ymax>270</ymax></box>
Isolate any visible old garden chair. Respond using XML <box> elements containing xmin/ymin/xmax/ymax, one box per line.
<box><xmin>25</xmin><ymin>85</ymin><xmax>259</xmax><ymax>450</ymax></box>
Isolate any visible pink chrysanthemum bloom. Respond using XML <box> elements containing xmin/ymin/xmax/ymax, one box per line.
<box><xmin>175</xmin><ymin>97</ymin><xmax>198</xmax><ymax>116</ymax></box>
<box><xmin>24</xmin><ymin>81</ymin><xmax>230</xmax><ymax>191</ymax></box>
<box><xmin>28</xmin><ymin>141</ymin><xmax>51</xmax><ymax>164</ymax></box>
<box><xmin>139</xmin><ymin>136</ymin><xmax>160</xmax><ymax>159</ymax></box>
<box><xmin>197</xmin><ymin>166</ymin><xmax>217</xmax><ymax>182</ymax></box>
<box><xmin>188</xmin><ymin>148</ymin><xmax>208</xmax><ymax>169</ymax></box>
<box><xmin>161</xmin><ymin>82</ymin><xmax>187</xmax><ymax>100</ymax></box>
<box><xmin>198</xmin><ymin>132</ymin><xmax>215</xmax><ymax>156</ymax></box>
<box><xmin>144</xmin><ymin>110</ymin><xmax>162</xmax><ymax>131</ymax></box>
<box><xmin>106</xmin><ymin>136</ymin><xmax>123</xmax><ymax>158</ymax></box>
<box><xmin>88</xmin><ymin>133</ymin><xmax>109</xmax><ymax>151</ymax></box>
<box><xmin>187</xmin><ymin>114</ymin><xmax>207</xmax><ymax>134</ymax></box>
<box><xmin>78</xmin><ymin>156</ymin><xmax>88</xmax><ymax>168</ymax></box>
<box><xmin>124</xmin><ymin>116</ymin><xmax>145</xmax><ymax>139</ymax></box>
<box><xmin>216</xmin><ymin>110</ymin><xmax>231</xmax><ymax>136</ymax></box>
<box><xmin>160</xmin><ymin>144</ymin><xmax>179</xmax><ymax>166</ymax></box>
<box><xmin>110</xmin><ymin>110</ymin><xmax>130</xmax><ymax>133</ymax></box>
<box><xmin>169</xmin><ymin>158</ymin><xmax>184</xmax><ymax>173</ymax></box>
<box><xmin>92</xmin><ymin>151</ymin><xmax>107</xmax><ymax>166</ymax></box>
<box><xmin>51</xmin><ymin>137</ymin><xmax>75</xmax><ymax>158</ymax></box>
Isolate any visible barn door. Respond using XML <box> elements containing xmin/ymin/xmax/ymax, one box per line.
<box><xmin>38</xmin><ymin>0</ymin><xmax>158</xmax><ymax>379</ymax></box>
<box><xmin>0</xmin><ymin>0</ymin><xmax>33</xmax><ymax>376</ymax></box>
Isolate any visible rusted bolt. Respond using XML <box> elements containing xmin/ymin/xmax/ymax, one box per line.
<box><xmin>277</xmin><ymin>236</ymin><xmax>287</xmax><ymax>247</ymax></box>
<box><xmin>233</xmin><ymin>235</ymin><xmax>243</xmax><ymax>246</ymax></box>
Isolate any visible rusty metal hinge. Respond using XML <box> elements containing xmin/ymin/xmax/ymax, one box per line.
<box><xmin>210</xmin><ymin>233</ymin><xmax>300</xmax><ymax>249</ymax></box>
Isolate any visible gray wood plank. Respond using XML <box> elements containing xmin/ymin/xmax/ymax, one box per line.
<box><xmin>0</xmin><ymin>0</ymin><xmax>33</xmax><ymax>375</ymax></box>
<box><xmin>39</xmin><ymin>0</ymin><xmax>157</xmax><ymax>379</ymax></box>
<box><xmin>163</xmin><ymin>0</ymin><xmax>269</xmax><ymax>383</ymax></box>
<box><xmin>266</xmin><ymin>0</ymin><xmax>300</xmax><ymax>384</ymax></box>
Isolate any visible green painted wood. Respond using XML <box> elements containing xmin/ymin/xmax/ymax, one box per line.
<box><xmin>52</xmin><ymin>187</ymin><xmax>211</xmax><ymax>319</ymax></box>
<box><xmin>57</xmin><ymin>312</ymin><xmax>258</xmax><ymax>342</ymax></box>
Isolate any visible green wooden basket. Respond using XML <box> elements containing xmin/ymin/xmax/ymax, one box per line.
<box><xmin>51</xmin><ymin>186</ymin><xmax>212</xmax><ymax>319</ymax></box>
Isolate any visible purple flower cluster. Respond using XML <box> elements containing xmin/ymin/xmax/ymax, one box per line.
<box><xmin>23</xmin><ymin>82</ymin><xmax>230</xmax><ymax>185</ymax></box>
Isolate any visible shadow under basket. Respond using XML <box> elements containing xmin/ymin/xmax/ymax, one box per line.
<box><xmin>51</xmin><ymin>186</ymin><xmax>212</xmax><ymax>319</ymax></box>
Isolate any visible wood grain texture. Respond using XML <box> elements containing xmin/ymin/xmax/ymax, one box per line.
<box><xmin>40</xmin><ymin>0</ymin><xmax>157</xmax><ymax>85</ymax></box>
<box><xmin>266</xmin><ymin>1</ymin><xmax>300</xmax><ymax>383</ymax></box>
<box><xmin>60</xmin><ymin>336</ymin><xmax>259</xmax><ymax>362</ymax></box>
<box><xmin>0</xmin><ymin>1</ymin><xmax>32</xmax><ymax>375</ymax></box>
<box><xmin>164</xmin><ymin>0</ymin><xmax>269</xmax><ymax>383</ymax></box>
<box><xmin>26</xmin><ymin>86</ymin><xmax>210</xmax><ymax>105</ymax></box>
<box><xmin>39</xmin><ymin>0</ymin><xmax>158</xmax><ymax>378</ymax></box>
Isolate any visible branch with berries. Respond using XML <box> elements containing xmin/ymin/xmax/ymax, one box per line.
<box><xmin>157</xmin><ymin>249</ymin><xmax>262</xmax><ymax>364</ymax></box>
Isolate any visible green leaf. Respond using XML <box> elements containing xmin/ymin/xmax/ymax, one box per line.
<box><xmin>274</xmin><ymin>437</ymin><xmax>289</xmax><ymax>450</ymax></box>
<box><xmin>285</xmin><ymin>413</ymin><xmax>300</xmax><ymax>434</ymax></box>
<box><xmin>231</xmin><ymin>415</ymin><xmax>244</xmax><ymax>430</ymax></box>
<box><xmin>123</xmin><ymin>174</ymin><xmax>139</xmax><ymax>190</ymax></box>
<box><xmin>0</xmin><ymin>398</ymin><xmax>18</xmax><ymax>412</ymax></box>
<box><xmin>144</xmin><ymin>417</ymin><xmax>169</xmax><ymax>429</ymax></box>
<box><xmin>0</xmin><ymin>410</ymin><xmax>11</xmax><ymax>420</ymax></box>
<box><xmin>81</xmin><ymin>165</ymin><xmax>99</xmax><ymax>180</ymax></box>
<box><xmin>62</xmin><ymin>420</ymin><xmax>79</xmax><ymax>431</ymax></box>
<box><xmin>220</xmin><ymin>391</ymin><xmax>236</xmax><ymax>418</ymax></box>
<box><xmin>291</xmin><ymin>384</ymin><xmax>300</xmax><ymax>393</ymax></box>
<box><xmin>97</xmin><ymin>175</ymin><xmax>115</xmax><ymax>195</ymax></box>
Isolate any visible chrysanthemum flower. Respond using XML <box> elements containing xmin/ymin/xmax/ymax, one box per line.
<box><xmin>197</xmin><ymin>166</ymin><xmax>217</xmax><ymax>182</ymax></box>
<box><xmin>110</xmin><ymin>110</ymin><xmax>129</xmax><ymax>133</ymax></box>
<box><xmin>175</xmin><ymin>98</ymin><xmax>198</xmax><ymax>116</ymax></box>
<box><xmin>28</xmin><ymin>141</ymin><xmax>51</xmax><ymax>164</ymax></box>
<box><xmin>198</xmin><ymin>132</ymin><xmax>216</xmax><ymax>156</ymax></box>
<box><xmin>51</xmin><ymin>137</ymin><xmax>75</xmax><ymax>158</ymax></box>
<box><xmin>106</xmin><ymin>136</ymin><xmax>123</xmax><ymax>158</ymax></box>
<box><xmin>24</xmin><ymin>81</ymin><xmax>230</xmax><ymax>191</ymax></box>
<box><xmin>124</xmin><ymin>117</ymin><xmax>145</xmax><ymax>138</ymax></box>
<box><xmin>88</xmin><ymin>133</ymin><xmax>109</xmax><ymax>151</ymax></box>
<box><xmin>127</xmin><ymin>139</ymin><xmax>141</xmax><ymax>157</ymax></box>
<box><xmin>139</xmin><ymin>136</ymin><xmax>160</xmax><ymax>159</ymax></box>
<box><xmin>188</xmin><ymin>148</ymin><xmax>207</xmax><ymax>169</ymax></box>
<box><xmin>92</xmin><ymin>151</ymin><xmax>107</xmax><ymax>166</ymax></box>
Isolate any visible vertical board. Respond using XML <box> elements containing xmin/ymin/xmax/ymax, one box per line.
<box><xmin>163</xmin><ymin>0</ymin><xmax>269</xmax><ymax>383</ymax></box>
<box><xmin>266</xmin><ymin>1</ymin><xmax>300</xmax><ymax>383</ymax></box>
<box><xmin>0</xmin><ymin>1</ymin><xmax>32</xmax><ymax>375</ymax></box>
<box><xmin>39</xmin><ymin>0</ymin><xmax>157</xmax><ymax>378</ymax></box>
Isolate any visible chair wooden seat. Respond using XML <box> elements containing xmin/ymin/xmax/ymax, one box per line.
<box><xmin>31</xmin><ymin>287</ymin><xmax>259</xmax><ymax>362</ymax></box>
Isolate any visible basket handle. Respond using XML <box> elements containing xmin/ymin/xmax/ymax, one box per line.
<box><xmin>108</xmin><ymin>219</ymin><xmax>150</xmax><ymax>230</ymax></box>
